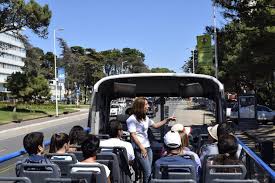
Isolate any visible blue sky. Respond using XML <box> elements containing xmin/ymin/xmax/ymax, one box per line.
<box><xmin>25</xmin><ymin>0</ymin><xmax>225</xmax><ymax>72</ymax></box>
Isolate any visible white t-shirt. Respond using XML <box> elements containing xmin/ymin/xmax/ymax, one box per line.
<box><xmin>126</xmin><ymin>114</ymin><xmax>154</xmax><ymax>148</ymax></box>
<box><xmin>100</xmin><ymin>138</ymin><xmax>135</xmax><ymax>161</ymax></box>
<box><xmin>71</xmin><ymin>162</ymin><xmax>110</xmax><ymax>177</ymax></box>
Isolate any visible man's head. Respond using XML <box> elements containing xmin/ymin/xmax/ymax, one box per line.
<box><xmin>23</xmin><ymin>132</ymin><xmax>44</xmax><ymax>155</ymax></box>
<box><xmin>109</xmin><ymin>120</ymin><xmax>123</xmax><ymax>138</ymax></box>
<box><xmin>217</xmin><ymin>122</ymin><xmax>235</xmax><ymax>139</ymax></box>
<box><xmin>164</xmin><ymin>131</ymin><xmax>181</xmax><ymax>153</ymax></box>
<box><xmin>218</xmin><ymin>134</ymin><xmax>238</xmax><ymax>156</ymax></box>
<box><xmin>81</xmin><ymin>134</ymin><xmax>100</xmax><ymax>159</ymax></box>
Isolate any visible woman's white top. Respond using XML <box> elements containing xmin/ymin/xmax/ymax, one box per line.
<box><xmin>126</xmin><ymin>114</ymin><xmax>154</xmax><ymax>148</ymax></box>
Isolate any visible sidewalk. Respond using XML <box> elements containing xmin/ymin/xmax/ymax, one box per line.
<box><xmin>0</xmin><ymin>108</ymin><xmax>89</xmax><ymax>132</ymax></box>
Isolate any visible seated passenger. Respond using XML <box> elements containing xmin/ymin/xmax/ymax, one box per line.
<box><xmin>199</xmin><ymin>124</ymin><xmax>219</xmax><ymax>162</ymax></box>
<box><xmin>100</xmin><ymin>120</ymin><xmax>135</xmax><ymax>163</ymax></box>
<box><xmin>155</xmin><ymin>131</ymin><xmax>198</xmax><ymax>176</ymax></box>
<box><xmin>72</xmin><ymin>134</ymin><xmax>111</xmax><ymax>182</ymax></box>
<box><xmin>217</xmin><ymin>122</ymin><xmax>242</xmax><ymax>158</ymax></box>
<box><xmin>210</xmin><ymin>134</ymin><xmax>244</xmax><ymax>173</ymax></box>
<box><xmin>200</xmin><ymin>123</ymin><xmax>242</xmax><ymax>162</ymax></box>
<box><xmin>171</xmin><ymin>124</ymin><xmax>201</xmax><ymax>172</ymax></box>
<box><xmin>49</xmin><ymin>132</ymin><xmax>72</xmax><ymax>160</ymax></box>
<box><xmin>68</xmin><ymin>125</ymin><xmax>86</xmax><ymax>152</ymax></box>
<box><xmin>15</xmin><ymin>132</ymin><xmax>57</xmax><ymax>176</ymax></box>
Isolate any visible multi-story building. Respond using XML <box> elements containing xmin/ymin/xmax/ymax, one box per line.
<box><xmin>0</xmin><ymin>32</ymin><xmax>26</xmax><ymax>96</ymax></box>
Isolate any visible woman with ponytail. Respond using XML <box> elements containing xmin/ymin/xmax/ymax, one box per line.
<box><xmin>49</xmin><ymin>133</ymin><xmax>70</xmax><ymax>154</ymax></box>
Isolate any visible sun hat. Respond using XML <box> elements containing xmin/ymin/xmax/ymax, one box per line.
<box><xmin>164</xmin><ymin>131</ymin><xmax>181</xmax><ymax>148</ymax></box>
<box><xmin>207</xmin><ymin>124</ymin><xmax>219</xmax><ymax>141</ymax></box>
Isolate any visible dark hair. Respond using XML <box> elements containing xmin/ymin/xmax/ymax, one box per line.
<box><xmin>132</xmin><ymin>97</ymin><xmax>146</xmax><ymax>121</ymax></box>
<box><xmin>23</xmin><ymin>132</ymin><xmax>44</xmax><ymax>155</ymax></box>
<box><xmin>81</xmin><ymin>134</ymin><xmax>100</xmax><ymax>159</ymax></box>
<box><xmin>49</xmin><ymin>133</ymin><xmax>69</xmax><ymax>153</ymax></box>
<box><xmin>109</xmin><ymin>120</ymin><xmax>123</xmax><ymax>138</ymax></box>
<box><xmin>217</xmin><ymin>122</ymin><xmax>235</xmax><ymax>138</ymax></box>
<box><xmin>218</xmin><ymin>134</ymin><xmax>238</xmax><ymax>156</ymax></box>
<box><xmin>69</xmin><ymin>125</ymin><xmax>85</xmax><ymax>145</ymax></box>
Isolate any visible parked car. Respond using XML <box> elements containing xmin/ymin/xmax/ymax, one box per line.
<box><xmin>230</xmin><ymin>104</ymin><xmax>275</xmax><ymax>124</ymax></box>
<box><xmin>109</xmin><ymin>104</ymin><xmax>122</xmax><ymax>117</ymax></box>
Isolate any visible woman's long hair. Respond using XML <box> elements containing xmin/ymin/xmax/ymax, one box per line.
<box><xmin>49</xmin><ymin>133</ymin><xmax>69</xmax><ymax>153</ymax></box>
<box><xmin>132</xmin><ymin>97</ymin><xmax>146</xmax><ymax>121</ymax></box>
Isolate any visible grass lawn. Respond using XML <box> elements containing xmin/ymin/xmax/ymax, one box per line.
<box><xmin>0</xmin><ymin>103</ymin><xmax>88</xmax><ymax>125</ymax></box>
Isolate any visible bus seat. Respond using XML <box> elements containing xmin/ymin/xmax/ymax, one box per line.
<box><xmin>116</xmin><ymin>114</ymin><xmax>130</xmax><ymax>131</ymax></box>
<box><xmin>154</xmin><ymin>164</ymin><xmax>196</xmax><ymax>180</ymax></box>
<box><xmin>150</xmin><ymin>179</ymin><xmax>196</xmax><ymax>183</ymax></box>
<box><xmin>96</xmin><ymin>152</ymin><xmax>120</xmax><ymax>183</ymax></box>
<box><xmin>71</xmin><ymin>151</ymin><xmax>84</xmax><ymax>162</ymax></box>
<box><xmin>205</xmin><ymin>164</ymin><xmax>247</xmax><ymax>183</ymax></box>
<box><xmin>18</xmin><ymin>163</ymin><xmax>61</xmax><ymax>183</ymax></box>
<box><xmin>212</xmin><ymin>179</ymin><xmax>259</xmax><ymax>183</ymax></box>
<box><xmin>68</xmin><ymin>163</ymin><xmax>107</xmax><ymax>183</ymax></box>
<box><xmin>44</xmin><ymin>177</ymin><xmax>79</xmax><ymax>182</ymax></box>
<box><xmin>45</xmin><ymin>153</ymin><xmax>78</xmax><ymax>177</ymax></box>
<box><xmin>0</xmin><ymin>176</ymin><xmax>31</xmax><ymax>183</ymax></box>
<box><xmin>101</xmin><ymin>146</ymin><xmax>132</xmax><ymax>183</ymax></box>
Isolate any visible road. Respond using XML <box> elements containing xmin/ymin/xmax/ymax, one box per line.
<box><xmin>0</xmin><ymin>100</ymin><xmax>214</xmax><ymax>177</ymax></box>
<box><xmin>0</xmin><ymin>109</ymin><xmax>89</xmax><ymax>177</ymax></box>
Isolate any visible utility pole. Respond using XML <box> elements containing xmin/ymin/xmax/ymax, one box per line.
<box><xmin>213</xmin><ymin>2</ymin><xmax>218</xmax><ymax>79</ymax></box>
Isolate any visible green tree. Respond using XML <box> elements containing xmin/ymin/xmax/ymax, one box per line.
<box><xmin>151</xmin><ymin>67</ymin><xmax>175</xmax><ymax>73</ymax></box>
<box><xmin>0</xmin><ymin>0</ymin><xmax>52</xmax><ymax>38</ymax></box>
<box><xmin>5</xmin><ymin>72</ymin><xmax>28</xmax><ymax>100</ymax></box>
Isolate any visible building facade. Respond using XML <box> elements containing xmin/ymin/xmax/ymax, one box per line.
<box><xmin>0</xmin><ymin>32</ymin><xmax>26</xmax><ymax>95</ymax></box>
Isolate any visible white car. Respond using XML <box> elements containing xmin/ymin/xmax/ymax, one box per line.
<box><xmin>109</xmin><ymin>104</ymin><xmax>122</xmax><ymax>117</ymax></box>
<box><xmin>230</xmin><ymin>104</ymin><xmax>275</xmax><ymax>124</ymax></box>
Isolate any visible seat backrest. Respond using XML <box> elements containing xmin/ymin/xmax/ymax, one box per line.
<box><xmin>205</xmin><ymin>164</ymin><xmax>247</xmax><ymax>183</ymax></box>
<box><xmin>0</xmin><ymin>176</ymin><xmax>31</xmax><ymax>183</ymax></box>
<box><xmin>70</xmin><ymin>151</ymin><xmax>84</xmax><ymax>162</ymax></box>
<box><xmin>19</xmin><ymin>163</ymin><xmax>61</xmax><ymax>183</ymax></box>
<box><xmin>45</xmin><ymin>153</ymin><xmax>77</xmax><ymax>177</ymax></box>
<box><xmin>150</xmin><ymin>179</ymin><xmax>196</xmax><ymax>183</ymax></box>
<box><xmin>68</xmin><ymin>163</ymin><xmax>107</xmax><ymax>183</ymax></box>
<box><xmin>154</xmin><ymin>164</ymin><xmax>196</xmax><ymax>180</ymax></box>
<box><xmin>44</xmin><ymin>177</ymin><xmax>87</xmax><ymax>182</ymax></box>
<box><xmin>96</xmin><ymin>152</ymin><xmax>120</xmax><ymax>183</ymax></box>
<box><xmin>212</xmin><ymin>179</ymin><xmax>259</xmax><ymax>183</ymax></box>
<box><xmin>101</xmin><ymin>146</ymin><xmax>131</xmax><ymax>183</ymax></box>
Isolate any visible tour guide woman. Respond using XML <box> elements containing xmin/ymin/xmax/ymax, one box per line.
<box><xmin>126</xmin><ymin>97</ymin><xmax>176</xmax><ymax>183</ymax></box>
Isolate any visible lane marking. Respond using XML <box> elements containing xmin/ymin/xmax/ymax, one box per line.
<box><xmin>0</xmin><ymin>149</ymin><xmax>6</xmax><ymax>153</ymax></box>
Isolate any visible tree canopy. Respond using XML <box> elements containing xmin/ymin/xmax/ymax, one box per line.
<box><xmin>0</xmin><ymin>0</ymin><xmax>52</xmax><ymax>38</ymax></box>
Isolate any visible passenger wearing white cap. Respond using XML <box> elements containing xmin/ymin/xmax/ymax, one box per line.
<box><xmin>154</xmin><ymin>131</ymin><xmax>199</xmax><ymax>177</ymax></box>
<box><xmin>199</xmin><ymin>124</ymin><xmax>219</xmax><ymax>162</ymax></box>
<box><xmin>170</xmin><ymin>124</ymin><xmax>201</xmax><ymax>172</ymax></box>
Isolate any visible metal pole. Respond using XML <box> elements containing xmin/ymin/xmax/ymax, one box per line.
<box><xmin>192</xmin><ymin>49</ymin><xmax>195</xmax><ymax>73</ymax></box>
<box><xmin>53</xmin><ymin>29</ymin><xmax>58</xmax><ymax>117</ymax></box>
<box><xmin>213</xmin><ymin>2</ymin><xmax>218</xmax><ymax>79</ymax></box>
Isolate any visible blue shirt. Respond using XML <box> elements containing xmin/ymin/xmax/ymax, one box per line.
<box><xmin>154</xmin><ymin>155</ymin><xmax>199</xmax><ymax>179</ymax></box>
<box><xmin>15</xmin><ymin>154</ymin><xmax>54</xmax><ymax>176</ymax></box>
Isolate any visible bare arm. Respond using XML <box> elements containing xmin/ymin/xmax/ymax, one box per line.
<box><xmin>151</xmin><ymin>116</ymin><xmax>176</xmax><ymax>128</ymax></box>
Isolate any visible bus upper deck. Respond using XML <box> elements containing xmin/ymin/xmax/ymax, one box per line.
<box><xmin>0</xmin><ymin>73</ymin><xmax>274</xmax><ymax>183</ymax></box>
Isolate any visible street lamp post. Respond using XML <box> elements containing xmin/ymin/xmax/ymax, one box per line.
<box><xmin>121</xmin><ymin>61</ymin><xmax>128</xmax><ymax>74</ymax></box>
<box><xmin>53</xmin><ymin>28</ymin><xmax>64</xmax><ymax>117</ymax></box>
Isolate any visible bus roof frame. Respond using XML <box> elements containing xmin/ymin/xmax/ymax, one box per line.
<box><xmin>88</xmin><ymin>73</ymin><xmax>225</xmax><ymax>134</ymax></box>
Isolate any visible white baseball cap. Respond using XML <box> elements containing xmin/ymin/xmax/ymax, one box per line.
<box><xmin>164</xmin><ymin>131</ymin><xmax>181</xmax><ymax>148</ymax></box>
